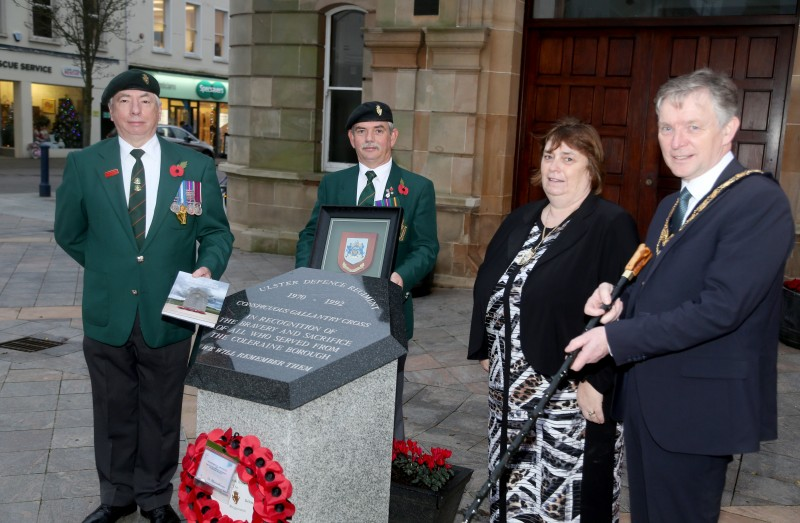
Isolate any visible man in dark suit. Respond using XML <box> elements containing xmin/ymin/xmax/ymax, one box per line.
<box><xmin>55</xmin><ymin>70</ymin><xmax>233</xmax><ymax>523</ymax></box>
<box><xmin>296</xmin><ymin>101</ymin><xmax>439</xmax><ymax>439</ymax></box>
<box><xmin>565</xmin><ymin>69</ymin><xmax>794</xmax><ymax>522</ymax></box>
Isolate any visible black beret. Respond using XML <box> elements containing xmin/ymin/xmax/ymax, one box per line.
<box><xmin>102</xmin><ymin>70</ymin><xmax>160</xmax><ymax>105</ymax></box>
<box><xmin>345</xmin><ymin>101</ymin><xmax>393</xmax><ymax>131</ymax></box>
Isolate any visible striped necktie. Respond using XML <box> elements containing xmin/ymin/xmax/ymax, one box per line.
<box><xmin>129</xmin><ymin>149</ymin><xmax>146</xmax><ymax>249</ymax></box>
<box><xmin>358</xmin><ymin>170</ymin><xmax>377</xmax><ymax>207</ymax></box>
<box><xmin>669</xmin><ymin>187</ymin><xmax>691</xmax><ymax>234</ymax></box>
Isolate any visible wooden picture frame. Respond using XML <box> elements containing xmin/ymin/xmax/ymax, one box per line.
<box><xmin>309</xmin><ymin>206</ymin><xmax>403</xmax><ymax>279</ymax></box>
<box><xmin>41</xmin><ymin>98</ymin><xmax>55</xmax><ymax>113</ymax></box>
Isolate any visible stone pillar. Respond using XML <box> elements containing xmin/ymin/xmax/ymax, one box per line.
<box><xmin>222</xmin><ymin>3</ymin><xmax>324</xmax><ymax>254</ymax></box>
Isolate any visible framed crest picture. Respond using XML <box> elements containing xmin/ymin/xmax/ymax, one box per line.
<box><xmin>309</xmin><ymin>206</ymin><xmax>403</xmax><ymax>279</ymax></box>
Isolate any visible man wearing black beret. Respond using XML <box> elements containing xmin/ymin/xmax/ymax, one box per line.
<box><xmin>296</xmin><ymin>101</ymin><xmax>439</xmax><ymax>439</ymax></box>
<box><xmin>55</xmin><ymin>69</ymin><xmax>233</xmax><ymax>523</ymax></box>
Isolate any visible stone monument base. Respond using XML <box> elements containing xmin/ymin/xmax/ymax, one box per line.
<box><xmin>196</xmin><ymin>360</ymin><xmax>397</xmax><ymax>523</ymax></box>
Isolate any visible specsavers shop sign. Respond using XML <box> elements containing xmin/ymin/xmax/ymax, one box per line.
<box><xmin>145</xmin><ymin>70</ymin><xmax>228</xmax><ymax>103</ymax></box>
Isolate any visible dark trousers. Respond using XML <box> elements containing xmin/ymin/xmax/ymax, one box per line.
<box><xmin>624</xmin><ymin>373</ymin><xmax>731</xmax><ymax>523</ymax></box>
<box><xmin>83</xmin><ymin>319</ymin><xmax>190</xmax><ymax>510</ymax></box>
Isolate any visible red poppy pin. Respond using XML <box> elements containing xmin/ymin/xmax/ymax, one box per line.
<box><xmin>170</xmin><ymin>161</ymin><xmax>188</xmax><ymax>177</ymax></box>
<box><xmin>398</xmin><ymin>181</ymin><xmax>409</xmax><ymax>195</ymax></box>
<box><xmin>104</xmin><ymin>168</ymin><xmax>119</xmax><ymax>178</ymax></box>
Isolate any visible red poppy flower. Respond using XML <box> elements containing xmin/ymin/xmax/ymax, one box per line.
<box><xmin>398</xmin><ymin>182</ymin><xmax>409</xmax><ymax>195</ymax></box>
<box><xmin>170</xmin><ymin>164</ymin><xmax>184</xmax><ymax>177</ymax></box>
<box><xmin>785</xmin><ymin>278</ymin><xmax>800</xmax><ymax>292</ymax></box>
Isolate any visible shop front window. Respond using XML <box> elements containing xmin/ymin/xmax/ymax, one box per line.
<box><xmin>533</xmin><ymin>0</ymin><xmax>796</xmax><ymax>18</ymax></box>
<box><xmin>1</xmin><ymin>81</ymin><xmax>14</xmax><ymax>149</ymax></box>
<box><xmin>32</xmin><ymin>83</ymin><xmax>84</xmax><ymax>148</ymax></box>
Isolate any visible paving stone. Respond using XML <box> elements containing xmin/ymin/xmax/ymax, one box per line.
<box><xmin>0</xmin><ymin>410</ymin><xmax>54</xmax><ymax>431</ymax></box>
<box><xmin>0</xmin><ymin>430</ymin><xmax>52</xmax><ymax>452</ymax></box>
<box><xmin>59</xmin><ymin>378</ymin><xmax>90</xmax><ymax>394</ymax></box>
<box><xmin>46</xmin><ymin>447</ymin><xmax>95</xmax><ymax>473</ymax></box>
<box><xmin>0</xmin><ymin>394</ymin><xmax>57</xmax><ymax>414</ymax></box>
<box><xmin>42</xmin><ymin>469</ymin><xmax>99</xmax><ymax>500</ymax></box>
<box><xmin>51</xmin><ymin>427</ymin><xmax>93</xmax><ymax>449</ymax></box>
<box><xmin>0</xmin><ymin>473</ymin><xmax>44</xmax><ymax>502</ymax></box>
<box><xmin>4</xmin><ymin>368</ymin><xmax>63</xmax><ymax>382</ymax></box>
<box><xmin>37</xmin><ymin>497</ymin><xmax>114</xmax><ymax>523</ymax></box>
<box><xmin>0</xmin><ymin>380</ymin><xmax>59</xmax><ymax>397</ymax></box>
<box><xmin>56</xmin><ymin>392</ymin><xmax>92</xmax><ymax>411</ymax></box>
<box><xmin>54</xmin><ymin>407</ymin><xmax>92</xmax><ymax>429</ymax></box>
<box><xmin>0</xmin><ymin>501</ymin><xmax>39</xmax><ymax>523</ymax></box>
<box><xmin>0</xmin><ymin>450</ymin><xmax>48</xmax><ymax>476</ymax></box>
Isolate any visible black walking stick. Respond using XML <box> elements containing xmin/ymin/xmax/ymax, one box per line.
<box><xmin>462</xmin><ymin>244</ymin><xmax>652</xmax><ymax>523</ymax></box>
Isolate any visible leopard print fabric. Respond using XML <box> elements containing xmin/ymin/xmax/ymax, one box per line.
<box><xmin>484</xmin><ymin>219</ymin><xmax>622</xmax><ymax>522</ymax></box>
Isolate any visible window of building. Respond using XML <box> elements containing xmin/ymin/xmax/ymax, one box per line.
<box><xmin>1</xmin><ymin>81</ymin><xmax>14</xmax><ymax>149</ymax></box>
<box><xmin>32</xmin><ymin>0</ymin><xmax>53</xmax><ymax>39</ymax></box>
<box><xmin>0</xmin><ymin>1</ymin><xmax>7</xmax><ymax>38</ymax></box>
<box><xmin>185</xmin><ymin>2</ymin><xmax>200</xmax><ymax>55</ymax></box>
<box><xmin>532</xmin><ymin>0</ymin><xmax>796</xmax><ymax>18</ymax></box>
<box><xmin>154</xmin><ymin>0</ymin><xmax>169</xmax><ymax>50</ymax></box>
<box><xmin>322</xmin><ymin>7</ymin><xmax>365</xmax><ymax>171</ymax></box>
<box><xmin>214</xmin><ymin>10</ymin><xmax>228</xmax><ymax>59</ymax></box>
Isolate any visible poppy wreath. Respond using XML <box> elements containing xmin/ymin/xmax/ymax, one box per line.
<box><xmin>179</xmin><ymin>427</ymin><xmax>295</xmax><ymax>523</ymax></box>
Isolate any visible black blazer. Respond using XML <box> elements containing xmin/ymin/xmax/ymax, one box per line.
<box><xmin>468</xmin><ymin>194</ymin><xmax>639</xmax><ymax>393</ymax></box>
<box><xmin>607</xmin><ymin>159</ymin><xmax>795</xmax><ymax>455</ymax></box>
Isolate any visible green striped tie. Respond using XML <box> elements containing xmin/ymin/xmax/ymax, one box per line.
<box><xmin>358</xmin><ymin>170</ymin><xmax>376</xmax><ymax>207</ymax></box>
<box><xmin>129</xmin><ymin>149</ymin><xmax>146</xmax><ymax>249</ymax></box>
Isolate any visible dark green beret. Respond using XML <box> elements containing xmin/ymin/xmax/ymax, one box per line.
<box><xmin>345</xmin><ymin>101</ymin><xmax>393</xmax><ymax>131</ymax></box>
<box><xmin>102</xmin><ymin>70</ymin><xmax>160</xmax><ymax>105</ymax></box>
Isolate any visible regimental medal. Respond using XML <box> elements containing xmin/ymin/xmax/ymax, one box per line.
<box><xmin>186</xmin><ymin>182</ymin><xmax>196</xmax><ymax>215</ymax></box>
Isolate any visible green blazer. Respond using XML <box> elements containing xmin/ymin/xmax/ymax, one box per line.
<box><xmin>295</xmin><ymin>162</ymin><xmax>439</xmax><ymax>338</ymax></box>
<box><xmin>55</xmin><ymin>137</ymin><xmax>234</xmax><ymax>348</ymax></box>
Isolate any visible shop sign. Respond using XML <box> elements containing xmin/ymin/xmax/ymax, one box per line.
<box><xmin>63</xmin><ymin>66</ymin><xmax>83</xmax><ymax>78</ymax></box>
<box><xmin>143</xmin><ymin>70</ymin><xmax>228</xmax><ymax>102</ymax></box>
<box><xmin>196</xmin><ymin>80</ymin><xmax>226</xmax><ymax>100</ymax></box>
<box><xmin>0</xmin><ymin>58</ymin><xmax>52</xmax><ymax>74</ymax></box>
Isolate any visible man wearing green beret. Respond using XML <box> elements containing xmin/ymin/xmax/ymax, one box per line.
<box><xmin>55</xmin><ymin>69</ymin><xmax>233</xmax><ymax>523</ymax></box>
<box><xmin>296</xmin><ymin>101</ymin><xmax>439</xmax><ymax>439</ymax></box>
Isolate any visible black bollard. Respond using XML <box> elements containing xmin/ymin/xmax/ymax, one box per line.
<box><xmin>39</xmin><ymin>142</ymin><xmax>51</xmax><ymax>197</ymax></box>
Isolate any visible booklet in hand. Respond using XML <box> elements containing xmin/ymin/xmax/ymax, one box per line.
<box><xmin>162</xmin><ymin>271</ymin><xmax>230</xmax><ymax>328</ymax></box>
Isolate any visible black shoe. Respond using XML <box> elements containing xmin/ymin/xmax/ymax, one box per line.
<box><xmin>140</xmin><ymin>505</ymin><xmax>180</xmax><ymax>523</ymax></box>
<box><xmin>82</xmin><ymin>503</ymin><xmax>137</xmax><ymax>523</ymax></box>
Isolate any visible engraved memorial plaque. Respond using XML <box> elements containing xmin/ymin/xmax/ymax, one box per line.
<box><xmin>185</xmin><ymin>268</ymin><xmax>407</xmax><ymax>409</ymax></box>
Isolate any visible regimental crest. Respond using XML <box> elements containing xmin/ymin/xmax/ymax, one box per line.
<box><xmin>376</xmin><ymin>104</ymin><xmax>383</xmax><ymax>116</ymax></box>
<box><xmin>142</xmin><ymin>73</ymin><xmax>150</xmax><ymax>85</ymax></box>
<box><xmin>338</xmin><ymin>232</ymin><xmax>378</xmax><ymax>275</ymax></box>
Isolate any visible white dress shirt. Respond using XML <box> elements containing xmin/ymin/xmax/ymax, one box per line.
<box><xmin>356</xmin><ymin>160</ymin><xmax>393</xmax><ymax>204</ymax></box>
<box><xmin>119</xmin><ymin>135</ymin><xmax>161</xmax><ymax>236</ymax></box>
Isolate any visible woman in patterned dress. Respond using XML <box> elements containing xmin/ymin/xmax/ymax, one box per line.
<box><xmin>468</xmin><ymin>118</ymin><xmax>639</xmax><ymax>522</ymax></box>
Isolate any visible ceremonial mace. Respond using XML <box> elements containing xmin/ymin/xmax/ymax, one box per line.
<box><xmin>462</xmin><ymin>244</ymin><xmax>653</xmax><ymax>523</ymax></box>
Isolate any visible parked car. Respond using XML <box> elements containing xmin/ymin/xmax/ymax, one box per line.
<box><xmin>106</xmin><ymin>124</ymin><xmax>215</xmax><ymax>157</ymax></box>
<box><xmin>156</xmin><ymin>125</ymin><xmax>215</xmax><ymax>157</ymax></box>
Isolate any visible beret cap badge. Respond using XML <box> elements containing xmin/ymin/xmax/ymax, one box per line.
<box><xmin>101</xmin><ymin>69</ymin><xmax>160</xmax><ymax>105</ymax></box>
<box><xmin>344</xmin><ymin>100</ymin><xmax>393</xmax><ymax>131</ymax></box>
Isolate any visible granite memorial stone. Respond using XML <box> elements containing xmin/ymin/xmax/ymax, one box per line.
<box><xmin>185</xmin><ymin>267</ymin><xmax>407</xmax><ymax>522</ymax></box>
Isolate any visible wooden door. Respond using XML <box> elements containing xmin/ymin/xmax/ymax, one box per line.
<box><xmin>515</xmin><ymin>22</ymin><xmax>795</xmax><ymax>235</ymax></box>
